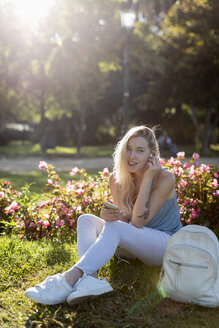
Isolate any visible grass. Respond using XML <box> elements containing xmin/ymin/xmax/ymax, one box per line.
<box><xmin>0</xmin><ymin>141</ymin><xmax>218</xmax><ymax>159</ymax></box>
<box><xmin>0</xmin><ymin>141</ymin><xmax>115</xmax><ymax>158</ymax></box>
<box><xmin>0</xmin><ymin>234</ymin><xmax>219</xmax><ymax>328</ymax></box>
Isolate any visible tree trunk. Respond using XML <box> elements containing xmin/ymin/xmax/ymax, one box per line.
<box><xmin>202</xmin><ymin>108</ymin><xmax>213</xmax><ymax>156</ymax></box>
<box><xmin>76</xmin><ymin>103</ymin><xmax>86</xmax><ymax>157</ymax></box>
<box><xmin>39</xmin><ymin>62</ymin><xmax>46</xmax><ymax>153</ymax></box>
<box><xmin>190</xmin><ymin>105</ymin><xmax>200</xmax><ymax>151</ymax></box>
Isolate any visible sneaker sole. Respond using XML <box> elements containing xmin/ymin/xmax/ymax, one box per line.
<box><xmin>67</xmin><ymin>290</ymin><xmax>113</xmax><ymax>306</ymax></box>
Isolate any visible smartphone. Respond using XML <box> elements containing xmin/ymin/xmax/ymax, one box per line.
<box><xmin>103</xmin><ymin>201</ymin><xmax>119</xmax><ymax>210</ymax></box>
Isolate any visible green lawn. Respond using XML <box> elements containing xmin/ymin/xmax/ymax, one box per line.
<box><xmin>0</xmin><ymin>141</ymin><xmax>115</xmax><ymax>158</ymax></box>
<box><xmin>0</xmin><ymin>141</ymin><xmax>218</xmax><ymax>159</ymax></box>
<box><xmin>0</xmin><ymin>234</ymin><xmax>219</xmax><ymax>328</ymax></box>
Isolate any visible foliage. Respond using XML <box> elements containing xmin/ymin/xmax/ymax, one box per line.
<box><xmin>0</xmin><ymin>154</ymin><xmax>218</xmax><ymax>240</ymax></box>
<box><xmin>163</xmin><ymin>152</ymin><xmax>219</xmax><ymax>229</ymax></box>
<box><xmin>0</xmin><ymin>163</ymin><xmax>111</xmax><ymax>239</ymax></box>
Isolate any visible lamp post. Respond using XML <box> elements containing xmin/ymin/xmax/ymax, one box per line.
<box><xmin>120</xmin><ymin>0</ymin><xmax>138</xmax><ymax>134</ymax></box>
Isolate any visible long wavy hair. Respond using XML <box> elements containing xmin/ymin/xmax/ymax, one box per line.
<box><xmin>113</xmin><ymin>125</ymin><xmax>160</xmax><ymax>215</ymax></box>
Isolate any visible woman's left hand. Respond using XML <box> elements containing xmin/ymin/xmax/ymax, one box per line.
<box><xmin>144</xmin><ymin>156</ymin><xmax>162</xmax><ymax>180</ymax></box>
<box><xmin>100</xmin><ymin>206</ymin><xmax>124</xmax><ymax>222</ymax></box>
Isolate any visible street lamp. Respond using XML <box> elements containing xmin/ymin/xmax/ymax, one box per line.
<box><xmin>120</xmin><ymin>0</ymin><xmax>138</xmax><ymax>134</ymax></box>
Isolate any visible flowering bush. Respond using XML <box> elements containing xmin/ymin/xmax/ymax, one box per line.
<box><xmin>0</xmin><ymin>153</ymin><xmax>218</xmax><ymax>239</ymax></box>
<box><xmin>0</xmin><ymin>181</ymin><xmax>21</xmax><ymax>233</ymax></box>
<box><xmin>163</xmin><ymin>152</ymin><xmax>219</xmax><ymax>229</ymax></box>
<box><xmin>0</xmin><ymin>163</ymin><xmax>112</xmax><ymax>239</ymax></box>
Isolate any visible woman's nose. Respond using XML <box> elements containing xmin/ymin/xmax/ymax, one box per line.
<box><xmin>129</xmin><ymin>150</ymin><xmax>136</xmax><ymax>159</ymax></box>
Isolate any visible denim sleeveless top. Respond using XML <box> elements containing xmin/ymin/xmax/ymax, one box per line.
<box><xmin>145</xmin><ymin>169</ymin><xmax>183</xmax><ymax>236</ymax></box>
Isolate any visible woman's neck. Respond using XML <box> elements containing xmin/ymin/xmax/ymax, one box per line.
<box><xmin>133</xmin><ymin>172</ymin><xmax>144</xmax><ymax>194</ymax></box>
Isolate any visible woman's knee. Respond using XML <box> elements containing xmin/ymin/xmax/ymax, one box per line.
<box><xmin>104</xmin><ymin>220</ymin><xmax>126</xmax><ymax>232</ymax></box>
<box><xmin>77</xmin><ymin>214</ymin><xmax>104</xmax><ymax>233</ymax></box>
<box><xmin>77</xmin><ymin>214</ymin><xmax>94</xmax><ymax>229</ymax></box>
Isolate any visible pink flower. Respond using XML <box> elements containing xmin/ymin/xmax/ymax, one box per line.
<box><xmin>188</xmin><ymin>165</ymin><xmax>195</xmax><ymax>178</ymax></box>
<box><xmin>40</xmin><ymin>200</ymin><xmax>50</xmax><ymax>209</ymax></box>
<box><xmin>192</xmin><ymin>153</ymin><xmax>200</xmax><ymax>160</ymax></box>
<box><xmin>177</xmin><ymin>152</ymin><xmax>185</xmax><ymax>159</ymax></box>
<box><xmin>159</xmin><ymin>158</ymin><xmax>166</xmax><ymax>165</ymax></box>
<box><xmin>213</xmin><ymin>190</ymin><xmax>219</xmax><ymax>197</ymax></box>
<box><xmin>0</xmin><ymin>191</ymin><xmax>5</xmax><ymax>198</ymax></box>
<box><xmin>70</xmin><ymin>167</ymin><xmax>79</xmax><ymax>176</ymax></box>
<box><xmin>60</xmin><ymin>220</ymin><xmax>65</xmax><ymax>226</ymax></box>
<box><xmin>76</xmin><ymin>205</ymin><xmax>82</xmax><ymax>212</ymax></box>
<box><xmin>75</xmin><ymin>188</ymin><xmax>85</xmax><ymax>195</ymax></box>
<box><xmin>47</xmin><ymin>179</ymin><xmax>53</xmax><ymax>185</ymax></box>
<box><xmin>214</xmin><ymin>172</ymin><xmax>219</xmax><ymax>179</ymax></box>
<box><xmin>29</xmin><ymin>222</ymin><xmax>35</xmax><ymax>228</ymax></box>
<box><xmin>210</xmin><ymin>179</ymin><xmax>218</xmax><ymax>188</ymax></box>
<box><xmin>37</xmin><ymin>220</ymin><xmax>42</xmax><ymax>225</ymax></box>
<box><xmin>39</xmin><ymin>161</ymin><xmax>48</xmax><ymax>169</ymax></box>
<box><xmin>179</xmin><ymin>179</ymin><xmax>188</xmax><ymax>188</ymax></box>
<box><xmin>175</xmin><ymin>167</ymin><xmax>184</xmax><ymax>176</ymax></box>
<box><xmin>191</xmin><ymin>209</ymin><xmax>199</xmax><ymax>219</ymax></box>
<box><xmin>183</xmin><ymin>162</ymin><xmax>190</xmax><ymax>169</ymax></box>
<box><xmin>102</xmin><ymin>167</ymin><xmax>109</xmax><ymax>175</ymax></box>
<box><xmin>83</xmin><ymin>197</ymin><xmax>89</xmax><ymax>206</ymax></box>
<box><xmin>66</xmin><ymin>181</ymin><xmax>74</xmax><ymax>192</ymax></box>
<box><xmin>56</xmin><ymin>219</ymin><xmax>61</xmax><ymax>227</ymax></box>
<box><xmin>168</xmin><ymin>157</ymin><xmax>181</xmax><ymax>166</ymax></box>
<box><xmin>7</xmin><ymin>201</ymin><xmax>19</xmax><ymax>214</ymax></box>
<box><xmin>69</xmin><ymin>219</ymin><xmax>74</xmax><ymax>226</ymax></box>
<box><xmin>200</xmin><ymin>164</ymin><xmax>211</xmax><ymax>173</ymax></box>
<box><xmin>43</xmin><ymin>220</ymin><xmax>50</xmax><ymax>227</ymax></box>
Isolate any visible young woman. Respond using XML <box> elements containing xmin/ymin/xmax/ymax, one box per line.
<box><xmin>25</xmin><ymin>125</ymin><xmax>182</xmax><ymax>305</ymax></box>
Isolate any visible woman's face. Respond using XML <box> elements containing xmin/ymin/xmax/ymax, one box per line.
<box><xmin>126</xmin><ymin>136</ymin><xmax>151</xmax><ymax>174</ymax></box>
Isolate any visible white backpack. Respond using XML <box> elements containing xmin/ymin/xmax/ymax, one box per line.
<box><xmin>158</xmin><ymin>225</ymin><xmax>219</xmax><ymax>307</ymax></box>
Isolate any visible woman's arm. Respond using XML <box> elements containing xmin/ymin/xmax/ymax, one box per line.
<box><xmin>131</xmin><ymin>159</ymin><xmax>175</xmax><ymax>228</ymax></box>
<box><xmin>107</xmin><ymin>173</ymin><xmax>130</xmax><ymax>223</ymax></box>
<box><xmin>100</xmin><ymin>173</ymin><xmax>126</xmax><ymax>222</ymax></box>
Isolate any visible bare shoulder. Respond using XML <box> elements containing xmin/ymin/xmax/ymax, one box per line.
<box><xmin>157</xmin><ymin>169</ymin><xmax>175</xmax><ymax>188</ymax></box>
<box><xmin>109</xmin><ymin>172</ymin><xmax>116</xmax><ymax>185</ymax></box>
<box><xmin>109</xmin><ymin>172</ymin><xmax>119</xmax><ymax>189</ymax></box>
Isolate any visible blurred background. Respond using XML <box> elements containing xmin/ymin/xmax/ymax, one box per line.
<box><xmin>0</xmin><ymin>0</ymin><xmax>218</xmax><ymax>157</ymax></box>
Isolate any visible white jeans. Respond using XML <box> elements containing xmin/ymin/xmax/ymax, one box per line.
<box><xmin>75</xmin><ymin>214</ymin><xmax>170</xmax><ymax>275</ymax></box>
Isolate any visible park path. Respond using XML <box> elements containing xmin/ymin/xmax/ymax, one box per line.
<box><xmin>0</xmin><ymin>156</ymin><xmax>218</xmax><ymax>173</ymax></box>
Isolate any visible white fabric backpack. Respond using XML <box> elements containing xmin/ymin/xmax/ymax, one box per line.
<box><xmin>158</xmin><ymin>225</ymin><xmax>219</xmax><ymax>307</ymax></box>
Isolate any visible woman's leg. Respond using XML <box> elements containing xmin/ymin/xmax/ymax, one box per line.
<box><xmin>64</xmin><ymin>214</ymin><xmax>104</xmax><ymax>285</ymax></box>
<box><xmin>75</xmin><ymin>220</ymin><xmax>170</xmax><ymax>276</ymax></box>
<box><xmin>77</xmin><ymin>214</ymin><xmax>105</xmax><ymax>258</ymax></box>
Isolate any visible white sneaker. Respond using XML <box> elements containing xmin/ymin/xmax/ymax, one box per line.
<box><xmin>67</xmin><ymin>275</ymin><xmax>113</xmax><ymax>305</ymax></box>
<box><xmin>25</xmin><ymin>273</ymin><xmax>74</xmax><ymax>305</ymax></box>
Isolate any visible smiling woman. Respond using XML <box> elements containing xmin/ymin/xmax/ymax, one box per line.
<box><xmin>6</xmin><ymin>0</ymin><xmax>55</xmax><ymax>28</ymax></box>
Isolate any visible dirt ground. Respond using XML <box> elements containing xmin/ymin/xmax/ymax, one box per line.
<box><xmin>0</xmin><ymin>156</ymin><xmax>218</xmax><ymax>173</ymax></box>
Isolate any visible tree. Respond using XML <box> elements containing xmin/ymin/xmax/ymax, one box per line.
<box><xmin>150</xmin><ymin>0</ymin><xmax>219</xmax><ymax>153</ymax></box>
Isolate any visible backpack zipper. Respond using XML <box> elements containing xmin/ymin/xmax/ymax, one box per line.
<box><xmin>166</xmin><ymin>244</ymin><xmax>217</xmax><ymax>280</ymax></box>
<box><xmin>169</xmin><ymin>259</ymin><xmax>208</xmax><ymax>269</ymax></box>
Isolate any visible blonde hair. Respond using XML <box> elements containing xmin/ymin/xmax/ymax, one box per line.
<box><xmin>113</xmin><ymin>125</ymin><xmax>160</xmax><ymax>215</ymax></box>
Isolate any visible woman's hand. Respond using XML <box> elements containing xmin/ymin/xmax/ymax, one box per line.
<box><xmin>100</xmin><ymin>206</ymin><xmax>125</xmax><ymax>222</ymax></box>
<box><xmin>144</xmin><ymin>156</ymin><xmax>162</xmax><ymax>180</ymax></box>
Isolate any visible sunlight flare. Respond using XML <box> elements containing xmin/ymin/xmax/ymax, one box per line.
<box><xmin>5</xmin><ymin>0</ymin><xmax>55</xmax><ymax>28</ymax></box>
